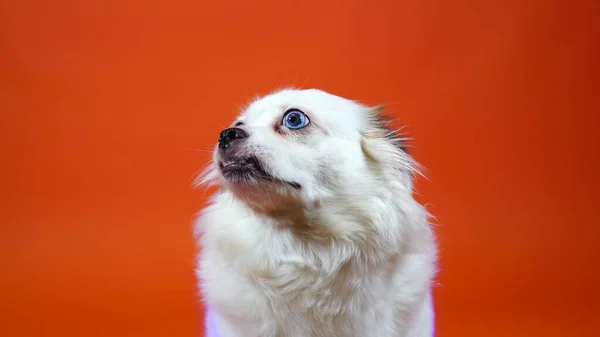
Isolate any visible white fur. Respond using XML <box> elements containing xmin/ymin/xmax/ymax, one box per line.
<box><xmin>195</xmin><ymin>89</ymin><xmax>437</xmax><ymax>337</ymax></box>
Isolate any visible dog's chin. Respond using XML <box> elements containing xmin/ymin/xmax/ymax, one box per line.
<box><xmin>219</xmin><ymin>155</ymin><xmax>270</xmax><ymax>185</ymax></box>
<box><xmin>218</xmin><ymin>155</ymin><xmax>302</xmax><ymax>190</ymax></box>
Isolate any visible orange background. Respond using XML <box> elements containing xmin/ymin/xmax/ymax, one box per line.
<box><xmin>1</xmin><ymin>0</ymin><xmax>599</xmax><ymax>336</ymax></box>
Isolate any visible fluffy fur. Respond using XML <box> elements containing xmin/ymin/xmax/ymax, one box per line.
<box><xmin>195</xmin><ymin>89</ymin><xmax>437</xmax><ymax>337</ymax></box>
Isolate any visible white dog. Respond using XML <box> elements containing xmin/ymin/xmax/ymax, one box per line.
<box><xmin>195</xmin><ymin>89</ymin><xmax>437</xmax><ymax>337</ymax></box>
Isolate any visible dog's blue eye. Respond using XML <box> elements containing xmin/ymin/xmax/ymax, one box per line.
<box><xmin>282</xmin><ymin>109</ymin><xmax>309</xmax><ymax>129</ymax></box>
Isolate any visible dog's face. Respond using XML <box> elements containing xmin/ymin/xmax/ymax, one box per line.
<box><xmin>201</xmin><ymin>89</ymin><xmax>415</xmax><ymax>216</ymax></box>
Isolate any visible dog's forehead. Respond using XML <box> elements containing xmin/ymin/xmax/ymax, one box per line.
<box><xmin>240</xmin><ymin>89</ymin><xmax>366</xmax><ymax>128</ymax></box>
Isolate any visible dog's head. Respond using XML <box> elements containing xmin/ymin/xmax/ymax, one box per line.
<box><xmin>200</xmin><ymin>89</ymin><xmax>418</xmax><ymax>221</ymax></box>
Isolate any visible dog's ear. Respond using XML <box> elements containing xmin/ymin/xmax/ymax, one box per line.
<box><xmin>361</xmin><ymin>105</ymin><xmax>406</xmax><ymax>158</ymax></box>
<box><xmin>360</xmin><ymin>105</ymin><xmax>419</xmax><ymax>176</ymax></box>
<box><xmin>364</xmin><ymin>105</ymin><xmax>408</xmax><ymax>151</ymax></box>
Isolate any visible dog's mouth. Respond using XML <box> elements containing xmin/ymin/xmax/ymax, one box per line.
<box><xmin>219</xmin><ymin>155</ymin><xmax>269</xmax><ymax>178</ymax></box>
<box><xmin>218</xmin><ymin>156</ymin><xmax>301</xmax><ymax>189</ymax></box>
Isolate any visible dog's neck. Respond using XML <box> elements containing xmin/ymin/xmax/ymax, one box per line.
<box><xmin>224</xmin><ymin>190</ymin><xmax>344</xmax><ymax>242</ymax></box>
<box><xmin>246</xmin><ymin>198</ymin><xmax>333</xmax><ymax>240</ymax></box>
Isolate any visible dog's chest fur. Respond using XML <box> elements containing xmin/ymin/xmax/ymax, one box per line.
<box><xmin>198</xmin><ymin>194</ymin><xmax>434</xmax><ymax>337</ymax></box>
<box><xmin>202</xmin><ymin>242</ymin><xmax>403</xmax><ymax>337</ymax></box>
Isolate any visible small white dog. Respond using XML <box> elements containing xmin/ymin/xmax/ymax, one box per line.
<box><xmin>195</xmin><ymin>89</ymin><xmax>437</xmax><ymax>337</ymax></box>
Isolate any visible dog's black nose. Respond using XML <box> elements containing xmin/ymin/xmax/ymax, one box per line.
<box><xmin>218</xmin><ymin>127</ymin><xmax>248</xmax><ymax>150</ymax></box>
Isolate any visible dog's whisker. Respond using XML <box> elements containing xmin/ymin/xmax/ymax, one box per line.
<box><xmin>188</xmin><ymin>148</ymin><xmax>215</xmax><ymax>153</ymax></box>
<box><xmin>299</xmin><ymin>75</ymin><xmax>311</xmax><ymax>89</ymax></box>
<box><xmin>291</xmin><ymin>73</ymin><xmax>300</xmax><ymax>88</ymax></box>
